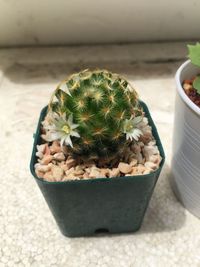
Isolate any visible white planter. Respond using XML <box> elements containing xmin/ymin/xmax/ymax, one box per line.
<box><xmin>171</xmin><ymin>60</ymin><xmax>200</xmax><ymax>218</ymax></box>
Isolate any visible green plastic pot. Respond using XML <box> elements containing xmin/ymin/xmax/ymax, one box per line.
<box><xmin>30</xmin><ymin>101</ymin><xmax>165</xmax><ymax>237</ymax></box>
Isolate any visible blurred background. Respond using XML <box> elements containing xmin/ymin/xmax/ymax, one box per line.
<box><xmin>0</xmin><ymin>0</ymin><xmax>200</xmax><ymax>47</ymax></box>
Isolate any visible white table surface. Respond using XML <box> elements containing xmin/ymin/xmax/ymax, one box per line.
<box><xmin>0</xmin><ymin>42</ymin><xmax>200</xmax><ymax>267</ymax></box>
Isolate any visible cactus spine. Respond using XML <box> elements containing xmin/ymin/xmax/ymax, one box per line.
<box><xmin>43</xmin><ymin>69</ymin><xmax>143</xmax><ymax>161</ymax></box>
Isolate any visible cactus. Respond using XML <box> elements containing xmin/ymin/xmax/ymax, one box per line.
<box><xmin>42</xmin><ymin>69</ymin><xmax>143</xmax><ymax>161</ymax></box>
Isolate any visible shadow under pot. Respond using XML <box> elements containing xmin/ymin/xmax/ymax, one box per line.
<box><xmin>30</xmin><ymin>101</ymin><xmax>165</xmax><ymax>237</ymax></box>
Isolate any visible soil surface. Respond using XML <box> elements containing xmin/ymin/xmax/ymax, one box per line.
<box><xmin>183</xmin><ymin>77</ymin><xmax>200</xmax><ymax>108</ymax></box>
<box><xmin>35</xmin><ymin>116</ymin><xmax>162</xmax><ymax>182</ymax></box>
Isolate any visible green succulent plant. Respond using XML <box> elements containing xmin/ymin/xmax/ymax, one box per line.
<box><xmin>188</xmin><ymin>42</ymin><xmax>200</xmax><ymax>94</ymax></box>
<box><xmin>42</xmin><ymin>69</ymin><xmax>143</xmax><ymax>161</ymax></box>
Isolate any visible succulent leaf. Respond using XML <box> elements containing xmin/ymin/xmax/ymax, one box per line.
<box><xmin>193</xmin><ymin>76</ymin><xmax>200</xmax><ymax>94</ymax></box>
<box><xmin>188</xmin><ymin>43</ymin><xmax>200</xmax><ymax>67</ymax></box>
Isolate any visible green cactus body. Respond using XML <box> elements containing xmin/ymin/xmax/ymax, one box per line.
<box><xmin>45</xmin><ymin>69</ymin><xmax>143</xmax><ymax>161</ymax></box>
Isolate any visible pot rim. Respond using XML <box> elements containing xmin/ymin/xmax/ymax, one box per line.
<box><xmin>175</xmin><ymin>59</ymin><xmax>200</xmax><ymax>116</ymax></box>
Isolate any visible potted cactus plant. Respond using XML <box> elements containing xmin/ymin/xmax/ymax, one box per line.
<box><xmin>30</xmin><ymin>69</ymin><xmax>165</xmax><ymax>237</ymax></box>
<box><xmin>171</xmin><ymin>43</ymin><xmax>200</xmax><ymax>218</ymax></box>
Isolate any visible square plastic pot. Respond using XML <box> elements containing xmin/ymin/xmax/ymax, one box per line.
<box><xmin>30</xmin><ymin>101</ymin><xmax>165</xmax><ymax>237</ymax></box>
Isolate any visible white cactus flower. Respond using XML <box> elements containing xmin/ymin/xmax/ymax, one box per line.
<box><xmin>123</xmin><ymin>116</ymin><xmax>143</xmax><ymax>141</ymax></box>
<box><xmin>42</xmin><ymin>113</ymin><xmax>80</xmax><ymax>147</ymax></box>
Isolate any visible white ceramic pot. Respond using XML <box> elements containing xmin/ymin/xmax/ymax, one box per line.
<box><xmin>171</xmin><ymin>59</ymin><xmax>200</xmax><ymax>218</ymax></box>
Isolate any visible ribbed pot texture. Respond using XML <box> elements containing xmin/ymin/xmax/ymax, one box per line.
<box><xmin>171</xmin><ymin>60</ymin><xmax>200</xmax><ymax>218</ymax></box>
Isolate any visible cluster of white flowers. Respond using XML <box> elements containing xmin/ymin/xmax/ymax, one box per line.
<box><xmin>42</xmin><ymin>111</ymin><xmax>143</xmax><ymax>147</ymax></box>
